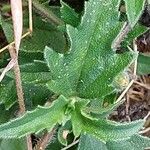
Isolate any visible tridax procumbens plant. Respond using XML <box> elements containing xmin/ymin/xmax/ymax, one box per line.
<box><xmin>0</xmin><ymin>0</ymin><xmax>150</xmax><ymax>149</ymax></box>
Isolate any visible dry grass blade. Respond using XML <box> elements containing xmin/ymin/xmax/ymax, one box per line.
<box><xmin>0</xmin><ymin>57</ymin><xmax>17</xmax><ymax>82</ymax></box>
<box><xmin>10</xmin><ymin>0</ymin><xmax>23</xmax><ymax>54</ymax></box>
<box><xmin>0</xmin><ymin>31</ymin><xmax>31</xmax><ymax>54</ymax></box>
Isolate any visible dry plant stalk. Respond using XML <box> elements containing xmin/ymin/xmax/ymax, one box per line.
<box><xmin>8</xmin><ymin>46</ymin><xmax>25</xmax><ymax>113</ymax></box>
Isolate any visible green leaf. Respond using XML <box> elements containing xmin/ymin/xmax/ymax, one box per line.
<box><xmin>0</xmin><ymin>104</ymin><xmax>14</xmax><ymax>124</ymax></box>
<box><xmin>0</xmin><ymin>15</ymin><xmax>13</xmax><ymax>42</ymax></box>
<box><xmin>45</xmin><ymin>0</ymin><xmax>134</xmax><ymax>98</ymax></box>
<box><xmin>19</xmin><ymin>51</ymin><xmax>44</xmax><ymax>64</ymax></box>
<box><xmin>71</xmin><ymin>100</ymin><xmax>144</xmax><ymax>142</ymax></box>
<box><xmin>137</xmin><ymin>54</ymin><xmax>150</xmax><ymax>75</ymax></box>
<box><xmin>125</xmin><ymin>0</ymin><xmax>146</xmax><ymax>27</ymax></box>
<box><xmin>23</xmin><ymin>83</ymin><xmax>53</xmax><ymax>109</ymax></box>
<box><xmin>85</xmin><ymin>94</ymin><xmax>123</xmax><ymax>119</ymax></box>
<box><xmin>0</xmin><ymin>138</ymin><xmax>27</xmax><ymax>150</ymax></box>
<box><xmin>78</xmin><ymin>134</ymin><xmax>107</xmax><ymax>150</ymax></box>
<box><xmin>78</xmin><ymin>134</ymin><xmax>150</xmax><ymax>150</ymax></box>
<box><xmin>60</xmin><ymin>1</ymin><xmax>80</xmax><ymax>27</ymax></box>
<box><xmin>1</xmin><ymin>10</ymin><xmax>66</xmax><ymax>53</ymax></box>
<box><xmin>0</xmin><ymin>95</ymin><xmax>68</xmax><ymax>138</ymax></box>
<box><xmin>0</xmin><ymin>60</ymin><xmax>52</xmax><ymax>109</ymax></box>
<box><xmin>122</xmin><ymin>24</ymin><xmax>147</xmax><ymax>49</ymax></box>
<box><xmin>20</xmin><ymin>61</ymin><xmax>49</xmax><ymax>72</ymax></box>
<box><xmin>20</xmin><ymin>28</ymin><xmax>66</xmax><ymax>53</ymax></box>
<box><xmin>0</xmin><ymin>80</ymin><xmax>17</xmax><ymax>110</ymax></box>
<box><xmin>20</xmin><ymin>61</ymin><xmax>51</xmax><ymax>84</ymax></box>
<box><xmin>106</xmin><ymin>134</ymin><xmax>150</xmax><ymax>150</ymax></box>
<box><xmin>20</xmin><ymin>72</ymin><xmax>51</xmax><ymax>84</ymax></box>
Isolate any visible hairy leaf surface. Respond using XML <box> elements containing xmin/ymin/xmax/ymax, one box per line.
<box><xmin>71</xmin><ymin>100</ymin><xmax>144</xmax><ymax>142</ymax></box>
<box><xmin>106</xmin><ymin>134</ymin><xmax>150</xmax><ymax>150</ymax></box>
<box><xmin>0</xmin><ymin>95</ymin><xmax>68</xmax><ymax>138</ymax></box>
<box><xmin>137</xmin><ymin>54</ymin><xmax>150</xmax><ymax>75</ymax></box>
<box><xmin>125</xmin><ymin>0</ymin><xmax>146</xmax><ymax>27</ymax></box>
<box><xmin>0</xmin><ymin>138</ymin><xmax>27</xmax><ymax>150</ymax></box>
<box><xmin>61</xmin><ymin>1</ymin><xmax>80</xmax><ymax>27</ymax></box>
<box><xmin>78</xmin><ymin>134</ymin><xmax>107</xmax><ymax>150</ymax></box>
<box><xmin>45</xmin><ymin>0</ymin><xmax>134</xmax><ymax>99</ymax></box>
<box><xmin>78</xmin><ymin>134</ymin><xmax>150</xmax><ymax>150</ymax></box>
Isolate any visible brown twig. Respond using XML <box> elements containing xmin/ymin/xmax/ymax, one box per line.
<box><xmin>0</xmin><ymin>31</ymin><xmax>30</xmax><ymax>54</ymax></box>
<box><xmin>35</xmin><ymin>128</ymin><xmax>56</xmax><ymax>150</ymax></box>
<box><xmin>139</xmin><ymin>127</ymin><xmax>150</xmax><ymax>134</ymax></box>
<box><xmin>115</xmin><ymin>80</ymin><xmax>134</xmax><ymax>103</ymax></box>
<box><xmin>125</xmin><ymin>94</ymin><xmax>131</xmax><ymax>121</ymax></box>
<box><xmin>27</xmin><ymin>135</ymin><xmax>33</xmax><ymax>150</ymax></box>
<box><xmin>8</xmin><ymin>46</ymin><xmax>25</xmax><ymax>113</ymax></box>
<box><xmin>8</xmin><ymin>46</ymin><xmax>32</xmax><ymax>150</ymax></box>
<box><xmin>28</xmin><ymin>0</ymin><xmax>33</xmax><ymax>32</ymax></box>
<box><xmin>134</xmin><ymin>81</ymin><xmax>150</xmax><ymax>90</ymax></box>
<box><xmin>111</xmin><ymin>22</ymin><xmax>131</xmax><ymax>51</ymax></box>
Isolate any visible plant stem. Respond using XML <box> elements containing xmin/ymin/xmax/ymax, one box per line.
<box><xmin>36</xmin><ymin>128</ymin><xmax>56</xmax><ymax>150</ymax></box>
<box><xmin>27</xmin><ymin>135</ymin><xmax>33</xmax><ymax>150</ymax></box>
<box><xmin>8</xmin><ymin>46</ymin><xmax>25</xmax><ymax>113</ymax></box>
<box><xmin>8</xmin><ymin>46</ymin><xmax>33</xmax><ymax>150</ymax></box>
<box><xmin>32</xmin><ymin>0</ymin><xmax>64</xmax><ymax>26</ymax></box>
<box><xmin>134</xmin><ymin>80</ymin><xmax>150</xmax><ymax>90</ymax></box>
<box><xmin>111</xmin><ymin>22</ymin><xmax>131</xmax><ymax>51</ymax></box>
<box><xmin>61</xmin><ymin>140</ymin><xmax>79</xmax><ymax>150</ymax></box>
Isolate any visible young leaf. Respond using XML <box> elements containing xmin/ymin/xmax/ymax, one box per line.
<box><xmin>71</xmin><ymin>100</ymin><xmax>144</xmax><ymax>142</ymax></box>
<box><xmin>125</xmin><ymin>0</ymin><xmax>146</xmax><ymax>28</ymax></box>
<box><xmin>60</xmin><ymin>1</ymin><xmax>80</xmax><ymax>27</ymax></box>
<box><xmin>45</xmin><ymin>0</ymin><xmax>135</xmax><ymax>99</ymax></box>
<box><xmin>86</xmin><ymin>95</ymin><xmax>123</xmax><ymax>119</ymax></box>
<box><xmin>137</xmin><ymin>54</ymin><xmax>150</xmax><ymax>75</ymax></box>
<box><xmin>0</xmin><ymin>95</ymin><xmax>68</xmax><ymax>138</ymax></box>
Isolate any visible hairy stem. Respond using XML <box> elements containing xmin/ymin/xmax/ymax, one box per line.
<box><xmin>36</xmin><ymin>128</ymin><xmax>56</xmax><ymax>150</ymax></box>
<box><xmin>111</xmin><ymin>22</ymin><xmax>131</xmax><ymax>51</ymax></box>
<box><xmin>61</xmin><ymin>140</ymin><xmax>79</xmax><ymax>150</ymax></box>
<box><xmin>8</xmin><ymin>46</ymin><xmax>25</xmax><ymax>113</ymax></box>
<box><xmin>8</xmin><ymin>46</ymin><xmax>32</xmax><ymax>150</ymax></box>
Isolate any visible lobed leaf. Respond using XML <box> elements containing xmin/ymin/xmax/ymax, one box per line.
<box><xmin>0</xmin><ymin>95</ymin><xmax>68</xmax><ymax>138</ymax></box>
<box><xmin>45</xmin><ymin>0</ymin><xmax>135</xmax><ymax>99</ymax></box>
